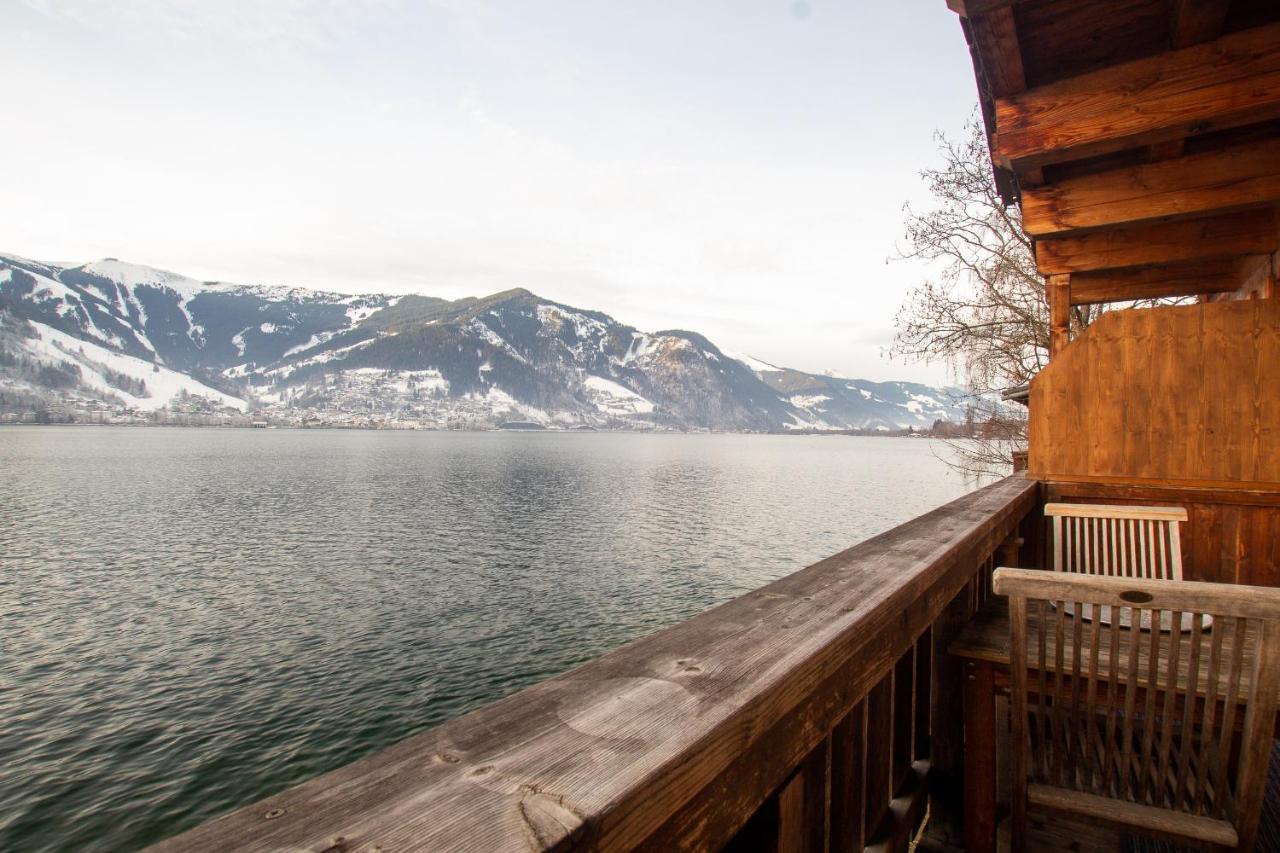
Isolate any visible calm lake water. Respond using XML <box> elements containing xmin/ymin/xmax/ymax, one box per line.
<box><xmin>0</xmin><ymin>427</ymin><xmax>978</xmax><ymax>851</ymax></box>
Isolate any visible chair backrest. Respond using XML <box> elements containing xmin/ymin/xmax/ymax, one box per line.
<box><xmin>993</xmin><ymin>568</ymin><xmax>1280</xmax><ymax>851</ymax></box>
<box><xmin>1045</xmin><ymin>503</ymin><xmax>1187</xmax><ymax>580</ymax></box>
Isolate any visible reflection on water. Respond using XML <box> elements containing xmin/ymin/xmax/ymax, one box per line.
<box><xmin>0</xmin><ymin>427</ymin><xmax>976</xmax><ymax>851</ymax></box>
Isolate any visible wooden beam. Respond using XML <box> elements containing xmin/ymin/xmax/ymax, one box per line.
<box><xmin>1068</xmin><ymin>257</ymin><xmax>1268</xmax><ymax>305</ymax></box>
<box><xmin>1021</xmin><ymin>139</ymin><xmax>1280</xmax><ymax>237</ymax></box>
<box><xmin>1147</xmin><ymin>140</ymin><xmax>1186</xmax><ymax>161</ymax></box>
<box><xmin>994</xmin><ymin>23</ymin><xmax>1280</xmax><ymax>173</ymax></box>
<box><xmin>1034</xmin><ymin>208</ymin><xmax>1280</xmax><ymax>276</ymax></box>
<box><xmin>1171</xmin><ymin>0</ymin><xmax>1232</xmax><ymax>49</ymax></box>
<box><xmin>1234</xmin><ymin>251</ymin><xmax>1279</xmax><ymax>300</ymax></box>
<box><xmin>969</xmin><ymin>7</ymin><xmax>1026</xmax><ymax>97</ymax></box>
<box><xmin>1047</xmin><ymin>274</ymin><xmax>1070</xmax><ymax>357</ymax></box>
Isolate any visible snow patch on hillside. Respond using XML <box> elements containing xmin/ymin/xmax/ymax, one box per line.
<box><xmin>263</xmin><ymin>336</ymin><xmax>379</xmax><ymax>378</ymax></box>
<box><xmin>18</xmin><ymin>321</ymin><xmax>246</xmax><ymax>411</ymax></box>
<box><xmin>621</xmin><ymin>333</ymin><xmax>658</xmax><ymax>366</ymax></box>
<box><xmin>584</xmin><ymin>374</ymin><xmax>654</xmax><ymax>415</ymax></box>
<box><xmin>479</xmin><ymin>386</ymin><xmax>553</xmax><ymax>424</ymax></box>
<box><xmin>727</xmin><ymin>351</ymin><xmax>782</xmax><ymax>373</ymax></box>
<box><xmin>283</xmin><ymin>331</ymin><xmax>335</xmax><ymax>358</ymax></box>
<box><xmin>79</xmin><ymin>259</ymin><xmax>210</xmax><ymax>301</ymax></box>
<box><xmin>471</xmin><ymin>319</ymin><xmax>527</xmax><ymax>363</ymax></box>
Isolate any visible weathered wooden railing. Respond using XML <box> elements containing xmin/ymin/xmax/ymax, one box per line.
<box><xmin>154</xmin><ymin>475</ymin><xmax>1038</xmax><ymax>852</ymax></box>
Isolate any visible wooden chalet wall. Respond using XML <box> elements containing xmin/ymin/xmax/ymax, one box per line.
<box><xmin>1029</xmin><ymin>298</ymin><xmax>1280</xmax><ymax>585</ymax></box>
<box><xmin>1029</xmin><ymin>299</ymin><xmax>1279</xmax><ymax>487</ymax></box>
<box><xmin>948</xmin><ymin>0</ymin><xmax>1280</xmax><ymax>587</ymax></box>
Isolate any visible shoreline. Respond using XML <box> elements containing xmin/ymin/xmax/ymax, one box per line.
<box><xmin>0</xmin><ymin>420</ymin><xmax>943</xmax><ymax>437</ymax></box>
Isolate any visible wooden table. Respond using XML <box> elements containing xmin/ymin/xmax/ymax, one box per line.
<box><xmin>950</xmin><ymin>597</ymin><xmax>1266</xmax><ymax>853</ymax></box>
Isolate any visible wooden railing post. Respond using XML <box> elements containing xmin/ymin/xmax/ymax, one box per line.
<box><xmin>919</xmin><ymin>587</ymin><xmax>979</xmax><ymax>849</ymax></box>
<box><xmin>864</xmin><ymin>672</ymin><xmax>895</xmax><ymax>835</ymax></box>
<box><xmin>776</xmin><ymin>739</ymin><xmax>830</xmax><ymax>853</ymax></box>
<box><xmin>1001</xmin><ymin>531</ymin><xmax>1022</xmax><ymax>569</ymax></box>
<box><xmin>829</xmin><ymin>702</ymin><xmax>867</xmax><ymax>853</ymax></box>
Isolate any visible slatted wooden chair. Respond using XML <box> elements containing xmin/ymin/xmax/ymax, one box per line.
<box><xmin>993</xmin><ymin>568</ymin><xmax>1280</xmax><ymax>852</ymax></box>
<box><xmin>1045</xmin><ymin>503</ymin><xmax>1188</xmax><ymax>580</ymax></box>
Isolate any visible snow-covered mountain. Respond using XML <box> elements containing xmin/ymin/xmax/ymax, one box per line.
<box><xmin>0</xmin><ymin>254</ymin><xmax>970</xmax><ymax>430</ymax></box>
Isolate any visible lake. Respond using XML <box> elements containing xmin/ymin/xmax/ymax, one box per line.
<box><xmin>0</xmin><ymin>427</ymin><xmax>978</xmax><ymax>851</ymax></box>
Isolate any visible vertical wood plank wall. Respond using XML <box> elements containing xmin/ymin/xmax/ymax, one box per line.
<box><xmin>1030</xmin><ymin>299</ymin><xmax>1280</xmax><ymax>588</ymax></box>
<box><xmin>1029</xmin><ymin>299</ymin><xmax>1280</xmax><ymax>488</ymax></box>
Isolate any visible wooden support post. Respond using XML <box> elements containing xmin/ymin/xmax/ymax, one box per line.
<box><xmin>830</xmin><ymin>702</ymin><xmax>867</xmax><ymax>853</ymax></box>
<box><xmin>1001</xmin><ymin>532</ymin><xmax>1021</xmax><ymax>570</ymax></box>
<box><xmin>914</xmin><ymin>627</ymin><xmax>933</xmax><ymax>763</ymax></box>
<box><xmin>964</xmin><ymin>660</ymin><xmax>998</xmax><ymax>853</ymax></box>
<box><xmin>1268</xmin><ymin>253</ymin><xmax>1279</xmax><ymax>300</ymax></box>
<box><xmin>865</xmin><ymin>672</ymin><xmax>895</xmax><ymax>836</ymax></box>
<box><xmin>777</xmin><ymin>738</ymin><xmax>830</xmax><ymax>853</ymax></box>
<box><xmin>919</xmin><ymin>590</ymin><xmax>974</xmax><ymax>850</ymax></box>
<box><xmin>893</xmin><ymin>647</ymin><xmax>917</xmax><ymax>793</ymax></box>
<box><xmin>1047</xmin><ymin>275</ymin><xmax>1070</xmax><ymax>358</ymax></box>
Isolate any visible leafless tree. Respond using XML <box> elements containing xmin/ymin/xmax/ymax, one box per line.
<box><xmin>891</xmin><ymin>114</ymin><xmax>1108</xmax><ymax>478</ymax></box>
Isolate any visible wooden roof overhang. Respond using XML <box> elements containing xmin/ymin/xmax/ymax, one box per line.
<box><xmin>948</xmin><ymin>0</ymin><xmax>1280</xmax><ymax>331</ymax></box>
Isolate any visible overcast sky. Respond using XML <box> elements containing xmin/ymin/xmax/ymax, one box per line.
<box><xmin>5</xmin><ymin>1</ymin><xmax>979</xmax><ymax>382</ymax></box>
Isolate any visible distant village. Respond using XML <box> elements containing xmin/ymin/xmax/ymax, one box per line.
<box><xmin>0</xmin><ymin>387</ymin><xmax>1016</xmax><ymax>437</ymax></box>
<box><xmin>0</xmin><ymin>391</ymin><xmax>532</xmax><ymax>431</ymax></box>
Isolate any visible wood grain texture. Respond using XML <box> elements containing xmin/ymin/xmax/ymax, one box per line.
<box><xmin>1020</xmin><ymin>138</ymin><xmax>1280</xmax><ymax>237</ymax></box>
<box><xmin>994</xmin><ymin>22</ymin><xmax>1280</xmax><ymax>171</ymax></box>
<box><xmin>1033</xmin><ymin>207</ymin><xmax>1280</xmax><ymax>275</ymax></box>
<box><xmin>1047</xmin><ymin>275</ymin><xmax>1070</xmax><ymax>356</ymax></box>
<box><xmin>1026</xmin><ymin>786</ymin><xmax>1238</xmax><ymax>846</ymax></box>
<box><xmin>963</xmin><ymin>661</ymin><xmax>998</xmax><ymax>853</ymax></box>
<box><xmin>828</xmin><ymin>703</ymin><xmax>866</xmax><ymax>853</ymax></box>
<box><xmin>149</xmin><ymin>477</ymin><xmax>1036</xmax><ymax>852</ymax></box>
<box><xmin>969</xmin><ymin>7</ymin><xmax>1026</xmax><ymax>98</ymax></box>
<box><xmin>1029</xmin><ymin>299</ymin><xmax>1280</xmax><ymax>489</ymax></box>
<box><xmin>1013</xmin><ymin>0</ymin><xmax>1172</xmax><ymax>90</ymax></box>
<box><xmin>992</xmin><ymin>568</ymin><xmax>1280</xmax><ymax>619</ymax></box>
<box><xmin>1067</xmin><ymin>256</ymin><xmax>1264</xmax><ymax>305</ymax></box>
<box><xmin>1043</xmin><ymin>503</ymin><xmax>1187</xmax><ymax>522</ymax></box>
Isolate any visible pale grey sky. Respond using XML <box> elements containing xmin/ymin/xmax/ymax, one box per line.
<box><xmin>4</xmin><ymin>1</ymin><xmax>979</xmax><ymax>382</ymax></box>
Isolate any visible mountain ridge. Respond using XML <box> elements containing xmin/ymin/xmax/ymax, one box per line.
<box><xmin>0</xmin><ymin>253</ymin><xmax>970</xmax><ymax>430</ymax></box>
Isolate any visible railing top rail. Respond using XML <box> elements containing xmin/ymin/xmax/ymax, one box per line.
<box><xmin>152</xmin><ymin>475</ymin><xmax>1037</xmax><ymax>852</ymax></box>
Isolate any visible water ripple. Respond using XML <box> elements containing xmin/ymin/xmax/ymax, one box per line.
<box><xmin>0</xmin><ymin>427</ymin><xmax>973</xmax><ymax>851</ymax></box>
